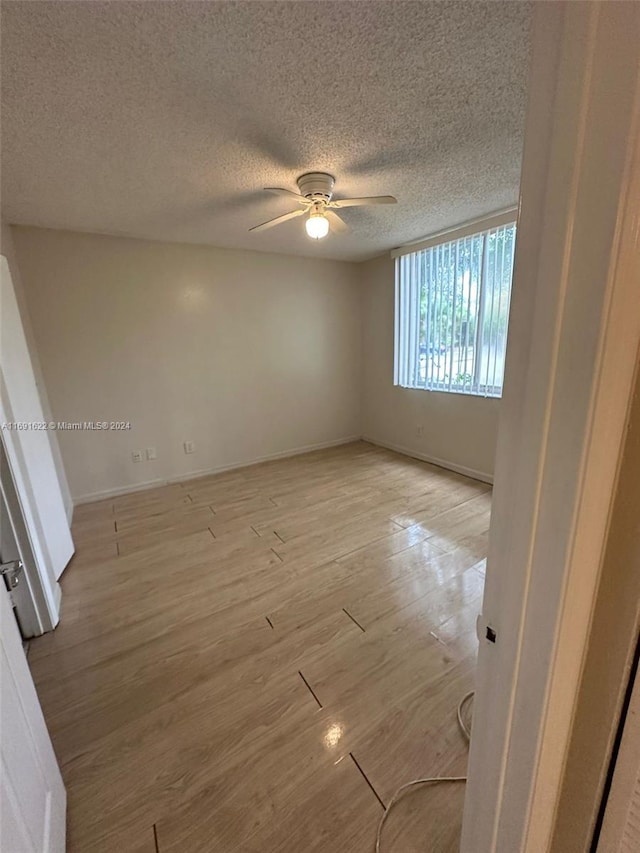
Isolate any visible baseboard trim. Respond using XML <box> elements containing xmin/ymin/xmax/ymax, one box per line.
<box><xmin>362</xmin><ymin>435</ymin><xmax>494</xmax><ymax>485</ymax></box>
<box><xmin>73</xmin><ymin>435</ymin><xmax>363</xmax><ymax>505</ymax></box>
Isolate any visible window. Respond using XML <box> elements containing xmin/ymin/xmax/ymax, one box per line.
<box><xmin>394</xmin><ymin>216</ymin><xmax>516</xmax><ymax>397</ymax></box>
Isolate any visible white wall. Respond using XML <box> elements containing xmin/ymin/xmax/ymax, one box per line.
<box><xmin>12</xmin><ymin>227</ymin><xmax>362</xmax><ymax>502</ymax></box>
<box><xmin>0</xmin><ymin>223</ymin><xmax>73</xmax><ymax>521</ymax></box>
<box><xmin>360</xmin><ymin>253</ymin><xmax>500</xmax><ymax>482</ymax></box>
<box><xmin>11</xmin><ymin>226</ymin><xmax>500</xmax><ymax>505</ymax></box>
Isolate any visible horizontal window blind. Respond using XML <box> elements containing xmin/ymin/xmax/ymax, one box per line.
<box><xmin>394</xmin><ymin>220</ymin><xmax>516</xmax><ymax>397</ymax></box>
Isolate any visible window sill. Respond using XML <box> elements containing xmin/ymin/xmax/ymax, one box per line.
<box><xmin>396</xmin><ymin>383</ymin><xmax>503</xmax><ymax>400</ymax></box>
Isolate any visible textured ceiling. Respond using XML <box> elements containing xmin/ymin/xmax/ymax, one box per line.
<box><xmin>1</xmin><ymin>1</ymin><xmax>532</xmax><ymax>262</ymax></box>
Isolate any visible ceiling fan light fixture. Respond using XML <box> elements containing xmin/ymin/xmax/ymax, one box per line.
<box><xmin>305</xmin><ymin>211</ymin><xmax>330</xmax><ymax>240</ymax></box>
<box><xmin>250</xmin><ymin>172</ymin><xmax>396</xmax><ymax>236</ymax></box>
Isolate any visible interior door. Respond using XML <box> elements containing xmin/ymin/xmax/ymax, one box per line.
<box><xmin>0</xmin><ymin>570</ymin><xmax>66</xmax><ymax>851</ymax></box>
<box><xmin>0</xmin><ymin>255</ymin><xmax>73</xmax><ymax>625</ymax></box>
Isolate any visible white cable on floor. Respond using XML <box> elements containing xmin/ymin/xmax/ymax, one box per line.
<box><xmin>374</xmin><ymin>690</ymin><xmax>475</xmax><ymax>853</ymax></box>
<box><xmin>456</xmin><ymin>689</ymin><xmax>474</xmax><ymax>743</ymax></box>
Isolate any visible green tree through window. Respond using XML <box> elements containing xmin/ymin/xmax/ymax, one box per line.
<box><xmin>395</xmin><ymin>221</ymin><xmax>516</xmax><ymax>396</ymax></box>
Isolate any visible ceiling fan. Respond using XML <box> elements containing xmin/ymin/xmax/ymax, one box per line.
<box><xmin>249</xmin><ymin>172</ymin><xmax>397</xmax><ymax>239</ymax></box>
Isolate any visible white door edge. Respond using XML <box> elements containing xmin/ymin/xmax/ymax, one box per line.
<box><xmin>461</xmin><ymin>3</ymin><xmax>640</xmax><ymax>851</ymax></box>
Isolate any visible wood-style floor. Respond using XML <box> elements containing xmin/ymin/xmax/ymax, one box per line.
<box><xmin>28</xmin><ymin>441</ymin><xmax>491</xmax><ymax>853</ymax></box>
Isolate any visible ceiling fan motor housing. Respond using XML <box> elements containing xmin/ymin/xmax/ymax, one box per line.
<box><xmin>297</xmin><ymin>172</ymin><xmax>335</xmax><ymax>202</ymax></box>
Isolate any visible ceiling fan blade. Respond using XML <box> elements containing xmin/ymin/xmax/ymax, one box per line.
<box><xmin>264</xmin><ymin>187</ymin><xmax>310</xmax><ymax>203</ymax></box>
<box><xmin>249</xmin><ymin>208</ymin><xmax>306</xmax><ymax>232</ymax></box>
<box><xmin>324</xmin><ymin>209</ymin><xmax>349</xmax><ymax>234</ymax></box>
<box><xmin>331</xmin><ymin>195</ymin><xmax>397</xmax><ymax>208</ymax></box>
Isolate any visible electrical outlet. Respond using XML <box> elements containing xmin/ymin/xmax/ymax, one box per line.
<box><xmin>146</xmin><ymin>447</ymin><xmax>157</xmax><ymax>460</ymax></box>
<box><xmin>183</xmin><ymin>440</ymin><xmax>195</xmax><ymax>455</ymax></box>
<box><xmin>416</xmin><ymin>424</ymin><xmax>425</xmax><ymax>437</ymax></box>
<box><xmin>131</xmin><ymin>450</ymin><xmax>143</xmax><ymax>463</ymax></box>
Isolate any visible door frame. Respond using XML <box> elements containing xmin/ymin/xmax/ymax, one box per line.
<box><xmin>461</xmin><ymin>2</ymin><xmax>640</xmax><ymax>851</ymax></box>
